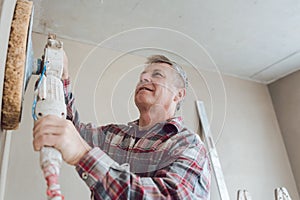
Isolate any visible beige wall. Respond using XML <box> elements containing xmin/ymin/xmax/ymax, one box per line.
<box><xmin>269</xmin><ymin>70</ymin><xmax>300</xmax><ymax>196</ymax></box>
<box><xmin>2</xmin><ymin>32</ymin><xmax>299</xmax><ymax>200</ymax></box>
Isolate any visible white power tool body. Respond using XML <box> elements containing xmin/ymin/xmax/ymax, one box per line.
<box><xmin>33</xmin><ymin>35</ymin><xmax>66</xmax><ymax>200</ymax></box>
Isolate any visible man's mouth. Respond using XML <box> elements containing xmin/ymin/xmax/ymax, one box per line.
<box><xmin>138</xmin><ymin>86</ymin><xmax>154</xmax><ymax>92</ymax></box>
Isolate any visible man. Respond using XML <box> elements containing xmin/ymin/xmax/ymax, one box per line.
<box><xmin>33</xmin><ymin>55</ymin><xmax>211</xmax><ymax>199</ymax></box>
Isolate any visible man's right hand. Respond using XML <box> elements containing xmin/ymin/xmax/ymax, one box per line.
<box><xmin>33</xmin><ymin>115</ymin><xmax>92</xmax><ymax>165</ymax></box>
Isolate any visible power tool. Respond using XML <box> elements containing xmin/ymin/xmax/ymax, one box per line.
<box><xmin>1</xmin><ymin>1</ymin><xmax>66</xmax><ymax>199</ymax></box>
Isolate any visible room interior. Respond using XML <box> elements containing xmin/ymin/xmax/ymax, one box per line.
<box><xmin>0</xmin><ymin>0</ymin><xmax>299</xmax><ymax>199</ymax></box>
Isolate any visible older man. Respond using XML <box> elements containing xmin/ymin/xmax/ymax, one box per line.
<box><xmin>33</xmin><ymin>55</ymin><xmax>211</xmax><ymax>199</ymax></box>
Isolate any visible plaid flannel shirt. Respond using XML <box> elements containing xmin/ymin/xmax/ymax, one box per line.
<box><xmin>63</xmin><ymin>79</ymin><xmax>211</xmax><ymax>200</ymax></box>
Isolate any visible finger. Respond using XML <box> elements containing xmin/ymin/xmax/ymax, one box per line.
<box><xmin>33</xmin><ymin>115</ymin><xmax>64</xmax><ymax>133</ymax></box>
<box><xmin>34</xmin><ymin>114</ymin><xmax>60</xmax><ymax>126</ymax></box>
<box><xmin>33</xmin><ymin>122</ymin><xmax>66</xmax><ymax>144</ymax></box>
<box><xmin>33</xmin><ymin>115</ymin><xmax>53</xmax><ymax>131</ymax></box>
<box><xmin>33</xmin><ymin>122</ymin><xmax>66</xmax><ymax>141</ymax></box>
<box><xmin>33</xmin><ymin>134</ymin><xmax>60</xmax><ymax>151</ymax></box>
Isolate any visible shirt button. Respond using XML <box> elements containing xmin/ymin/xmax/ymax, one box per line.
<box><xmin>82</xmin><ymin>172</ymin><xmax>88</xmax><ymax>180</ymax></box>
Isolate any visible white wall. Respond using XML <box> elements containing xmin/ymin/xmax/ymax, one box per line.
<box><xmin>269</xmin><ymin>70</ymin><xmax>300</xmax><ymax>196</ymax></box>
<box><xmin>2</xmin><ymin>32</ymin><xmax>299</xmax><ymax>200</ymax></box>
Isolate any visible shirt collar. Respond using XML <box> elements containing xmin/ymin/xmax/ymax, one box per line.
<box><xmin>128</xmin><ymin>116</ymin><xmax>184</xmax><ymax>133</ymax></box>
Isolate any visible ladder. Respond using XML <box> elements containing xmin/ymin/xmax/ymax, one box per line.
<box><xmin>237</xmin><ymin>187</ymin><xmax>292</xmax><ymax>200</ymax></box>
<box><xmin>237</xmin><ymin>189</ymin><xmax>252</xmax><ymax>200</ymax></box>
<box><xmin>275</xmin><ymin>187</ymin><xmax>292</xmax><ymax>200</ymax></box>
<box><xmin>196</xmin><ymin>101</ymin><xmax>230</xmax><ymax>200</ymax></box>
<box><xmin>196</xmin><ymin>101</ymin><xmax>294</xmax><ymax>200</ymax></box>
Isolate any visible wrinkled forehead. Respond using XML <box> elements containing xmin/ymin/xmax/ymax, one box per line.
<box><xmin>142</xmin><ymin>62</ymin><xmax>176</xmax><ymax>73</ymax></box>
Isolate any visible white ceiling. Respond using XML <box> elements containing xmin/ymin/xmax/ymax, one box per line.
<box><xmin>32</xmin><ymin>0</ymin><xmax>300</xmax><ymax>84</ymax></box>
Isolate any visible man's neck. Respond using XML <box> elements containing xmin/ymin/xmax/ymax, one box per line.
<box><xmin>138</xmin><ymin>108</ymin><xmax>173</xmax><ymax>131</ymax></box>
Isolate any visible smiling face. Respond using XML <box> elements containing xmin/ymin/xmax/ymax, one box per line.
<box><xmin>134</xmin><ymin>63</ymin><xmax>185</xmax><ymax>115</ymax></box>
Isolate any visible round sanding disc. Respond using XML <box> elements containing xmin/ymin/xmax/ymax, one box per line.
<box><xmin>1</xmin><ymin>0</ymin><xmax>33</xmax><ymax>130</ymax></box>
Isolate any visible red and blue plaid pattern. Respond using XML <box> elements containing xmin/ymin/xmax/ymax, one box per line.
<box><xmin>63</xmin><ymin>79</ymin><xmax>211</xmax><ymax>200</ymax></box>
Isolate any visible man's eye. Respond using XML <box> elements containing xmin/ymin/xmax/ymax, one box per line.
<box><xmin>153</xmin><ymin>72</ymin><xmax>163</xmax><ymax>77</ymax></box>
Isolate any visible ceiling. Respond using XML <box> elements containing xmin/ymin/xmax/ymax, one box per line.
<box><xmin>31</xmin><ymin>0</ymin><xmax>300</xmax><ymax>84</ymax></box>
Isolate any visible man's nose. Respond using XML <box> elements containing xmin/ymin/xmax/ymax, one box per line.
<box><xmin>140</xmin><ymin>73</ymin><xmax>151</xmax><ymax>83</ymax></box>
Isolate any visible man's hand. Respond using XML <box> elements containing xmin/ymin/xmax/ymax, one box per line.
<box><xmin>61</xmin><ymin>50</ymin><xmax>69</xmax><ymax>80</ymax></box>
<box><xmin>33</xmin><ymin>115</ymin><xmax>92</xmax><ymax>165</ymax></box>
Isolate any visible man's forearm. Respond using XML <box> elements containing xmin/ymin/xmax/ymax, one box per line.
<box><xmin>76</xmin><ymin>146</ymin><xmax>211</xmax><ymax>200</ymax></box>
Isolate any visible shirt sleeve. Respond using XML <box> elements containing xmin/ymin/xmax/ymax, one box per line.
<box><xmin>62</xmin><ymin>78</ymin><xmax>107</xmax><ymax>148</ymax></box>
<box><xmin>63</xmin><ymin>78</ymin><xmax>77</xmax><ymax>123</ymax></box>
<box><xmin>75</xmin><ymin>136</ymin><xmax>211</xmax><ymax>200</ymax></box>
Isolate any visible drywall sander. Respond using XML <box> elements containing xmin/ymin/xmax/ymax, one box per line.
<box><xmin>1</xmin><ymin>1</ymin><xmax>65</xmax><ymax>199</ymax></box>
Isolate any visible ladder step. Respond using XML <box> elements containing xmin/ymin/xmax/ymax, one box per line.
<box><xmin>237</xmin><ymin>189</ymin><xmax>252</xmax><ymax>200</ymax></box>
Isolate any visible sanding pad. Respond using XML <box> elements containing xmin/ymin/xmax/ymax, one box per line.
<box><xmin>1</xmin><ymin>0</ymin><xmax>33</xmax><ymax>130</ymax></box>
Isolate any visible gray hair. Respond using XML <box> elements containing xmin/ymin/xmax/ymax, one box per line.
<box><xmin>146</xmin><ymin>55</ymin><xmax>188</xmax><ymax>111</ymax></box>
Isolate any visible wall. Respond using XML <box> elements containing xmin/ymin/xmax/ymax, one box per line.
<box><xmin>217</xmin><ymin>75</ymin><xmax>299</xmax><ymax>199</ymax></box>
<box><xmin>269</xmin><ymin>70</ymin><xmax>300</xmax><ymax>195</ymax></box>
<box><xmin>3</xmin><ymin>32</ymin><xmax>299</xmax><ymax>200</ymax></box>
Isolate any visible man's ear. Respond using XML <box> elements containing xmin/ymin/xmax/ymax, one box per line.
<box><xmin>174</xmin><ymin>88</ymin><xmax>186</xmax><ymax>103</ymax></box>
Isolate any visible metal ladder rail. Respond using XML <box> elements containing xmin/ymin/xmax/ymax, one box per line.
<box><xmin>196</xmin><ymin>100</ymin><xmax>230</xmax><ymax>200</ymax></box>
